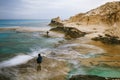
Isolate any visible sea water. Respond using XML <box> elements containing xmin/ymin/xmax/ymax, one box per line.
<box><xmin>0</xmin><ymin>19</ymin><xmax>63</xmax><ymax>62</ymax></box>
<box><xmin>0</xmin><ymin>19</ymin><xmax>120</xmax><ymax>78</ymax></box>
<box><xmin>0</xmin><ymin>19</ymin><xmax>49</xmax><ymax>27</ymax></box>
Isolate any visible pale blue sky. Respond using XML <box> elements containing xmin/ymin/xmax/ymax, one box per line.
<box><xmin>0</xmin><ymin>0</ymin><xmax>119</xmax><ymax>19</ymax></box>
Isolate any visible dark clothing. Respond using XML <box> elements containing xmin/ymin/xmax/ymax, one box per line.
<box><xmin>46</xmin><ymin>31</ymin><xmax>49</xmax><ymax>37</ymax></box>
<box><xmin>37</xmin><ymin>56</ymin><xmax>42</xmax><ymax>64</ymax></box>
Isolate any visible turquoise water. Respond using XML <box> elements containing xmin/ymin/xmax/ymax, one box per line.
<box><xmin>68</xmin><ymin>65</ymin><xmax>120</xmax><ymax>78</ymax></box>
<box><xmin>0</xmin><ymin>19</ymin><xmax>50</xmax><ymax>27</ymax></box>
<box><xmin>87</xmin><ymin>66</ymin><xmax>120</xmax><ymax>78</ymax></box>
<box><xmin>0</xmin><ymin>19</ymin><xmax>63</xmax><ymax>61</ymax></box>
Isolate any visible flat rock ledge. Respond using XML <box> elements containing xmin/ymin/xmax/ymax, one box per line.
<box><xmin>92</xmin><ymin>34</ymin><xmax>120</xmax><ymax>44</ymax></box>
<box><xmin>50</xmin><ymin>27</ymin><xmax>86</xmax><ymax>39</ymax></box>
<box><xmin>69</xmin><ymin>75</ymin><xmax>120</xmax><ymax>80</ymax></box>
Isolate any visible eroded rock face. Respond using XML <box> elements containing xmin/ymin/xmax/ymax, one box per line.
<box><xmin>50</xmin><ymin>27</ymin><xmax>86</xmax><ymax>39</ymax></box>
<box><xmin>49</xmin><ymin>1</ymin><xmax>120</xmax><ymax>39</ymax></box>
<box><xmin>49</xmin><ymin>17</ymin><xmax>64</xmax><ymax>27</ymax></box>
<box><xmin>69</xmin><ymin>1</ymin><xmax>120</xmax><ymax>40</ymax></box>
<box><xmin>68</xmin><ymin>1</ymin><xmax>120</xmax><ymax>26</ymax></box>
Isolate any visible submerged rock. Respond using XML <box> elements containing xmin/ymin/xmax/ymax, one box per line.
<box><xmin>50</xmin><ymin>27</ymin><xmax>86</xmax><ymax>39</ymax></box>
<box><xmin>49</xmin><ymin>17</ymin><xmax>64</xmax><ymax>27</ymax></box>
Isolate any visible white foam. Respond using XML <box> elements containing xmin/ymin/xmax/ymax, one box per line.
<box><xmin>16</xmin><ymin>27</ymin><xmax>51</xmax><ymax>32</ymax></box>
<box><xmin>0</xmin><ymin>54</ymin><xmax>33</xmax><ymax>68</ymax></box>
<box><xmin>0</xmin><ymin>26</ymin><xmax>51</xmax><ymax>33</ymax></box>
<box><xmin>0</xmin><ymin>47</ymin><xmax>50</xmax><ymax>68</ymax></box>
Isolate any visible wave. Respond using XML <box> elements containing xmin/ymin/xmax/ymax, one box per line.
<box><xmin>0</xmin><ymin>54</ymin><xmax>33</xmax><ymax>68</ymax></box>
<box><xmin>0</xmin><ymin>26</ymin><xmax>51</xmax><ymax>32</ymax></box>
<box><xmin>0</xmin><ymin>48</ymin><xmax>49</xmax><ymax>68</ymax></box>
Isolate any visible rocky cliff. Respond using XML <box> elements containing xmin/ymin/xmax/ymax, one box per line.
<box><xmin>49</xmin><ymin>1</ymin><xmax>120</xmax><ymax>43</ymax></box>
<box><xmin>66</xmin><ymin>1</ymin><xmax>120</xmax><ymax>41</ymax></box>
<box><xmin>68</xmin><ymin>1</ymin><xmax>120</xmax><ymax>26</ymax></box>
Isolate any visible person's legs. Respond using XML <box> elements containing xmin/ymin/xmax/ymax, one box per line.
<box><xmin>37</xmin><ymin>63</ymin><xmax>41</xmax><ymax>71</ymax></box>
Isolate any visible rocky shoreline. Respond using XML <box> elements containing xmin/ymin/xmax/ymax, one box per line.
<box><xmin>0</xmin><ymin>57</ymin><xmax>69</xmax><ymax>80</ymax></box>
<box><xmin>92</xmin><ymin>34</ymin><xmax>120</xmax><ymax>44</ymax></box>
<box><xmin>49</xmin><ymin>1</ymin><xmax>120</xmax><ymax>45</ymax></box>
<box><xmin>1</xmin><ymin>56</ymin><xmax>120</xmax><ymax>80</ymax></box>
<box><xmin>1</xmin><ymin>1</ymin><xmax>120</xmax><ymax>80</ymax></box>
<box><xmin>50</xmin><ymin>27</ymin><xmax>86</xmax><ymax>39</ymax></box>
<box><xmin>47</xmin><ymin>1</ymin><xmax>120</xmax><ymax>79</ymax></box>
<box><xmin>49</xmin><ymin>18</ymin><xmax>120</xmax><ymax>45</ymax></box>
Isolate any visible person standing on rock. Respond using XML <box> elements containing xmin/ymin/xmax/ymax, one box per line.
<box><xmin>46</xmin><ymin>31</ymin><xmax>49</xmax><ymax>37</ymax></box>
<box><xmin>36</xmin><ymin>54</ymin><xmax>42</xmax><ymax>71</ymax></box>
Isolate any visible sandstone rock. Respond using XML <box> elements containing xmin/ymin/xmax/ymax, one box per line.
<box><xmin>49</xmin><ymin>17</ymin><xmax>64</xmax><ymax>27</ymax></box>
<box><xmin>92</xmin><ymin>34</ymin><xmax>120</xmax><ymax>44</ymax></box>
<box><xmin>65</xmin><ymin>1</ymin><xmax>120</xmax><ymax>41</ymax></box>
<box><xmin>67</xmin><ymin>1</ymin><xmax>120</xmax><ymax>26</ymax></box>
<box><xmin>50</xmin><ymin>27</ymin><xmax>86</xmax><ymax>39</ymax></box>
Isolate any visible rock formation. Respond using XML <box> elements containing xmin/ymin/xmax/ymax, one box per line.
<box><xmin>50</xmin><ymin>27</ymin><xmax>86</xmax><ymax>39</ymax></box>
<box><xmin>49</xmin><ymin>17</ymin><xmax>64</xmax><ymax>27</ymax></box>
<box><xmin>68</xmin><ymin>1</ymin><xmax>120</xmax><ymax>26</ymax></box>
<box><xmin>92</xmin><ymin>34</ymin><xmax>120</xmax><ymax>44</ymax></box>
<box><xmin>61</xmin><ymin>1</ymin><xmax>120</xmax><ymax>44</ymax></box>
<box><xmin>49</xmin><ymin>1</ymin><xmax>120</xmax><ymax>43</ymax></box>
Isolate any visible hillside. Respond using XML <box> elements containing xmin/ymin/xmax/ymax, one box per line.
<box><xmin>68</xmin><ymin>1</ymin><xmax>120</xmax><ymax>26</ymax></box>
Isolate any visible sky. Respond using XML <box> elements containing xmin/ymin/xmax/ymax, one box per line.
<box><xmin>0</xmin><ymin>0</ymin><xmax>119</xmax><ymax>19</ymax></box>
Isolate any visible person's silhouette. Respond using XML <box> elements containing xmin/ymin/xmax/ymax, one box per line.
<box><xmin>36</xmin><ymin>54</ymin><xmax>42</xmax><ymax>71</ymax></box>
<box><xmin>46</xmin><ymin>31</ymin><xmax>49</xmax><ymax>37</ymax></box>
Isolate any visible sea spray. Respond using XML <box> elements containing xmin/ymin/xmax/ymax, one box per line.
<box><xmin>0</xmin><ymin>54</ymin><xmax>33</xmax><ymax>68</ymax></box>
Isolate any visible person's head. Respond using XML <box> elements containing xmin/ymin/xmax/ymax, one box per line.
<box><xmin>38</xmin><ymin>54</ymin><xmax>41</xmax><ymax>57</ymax></box>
